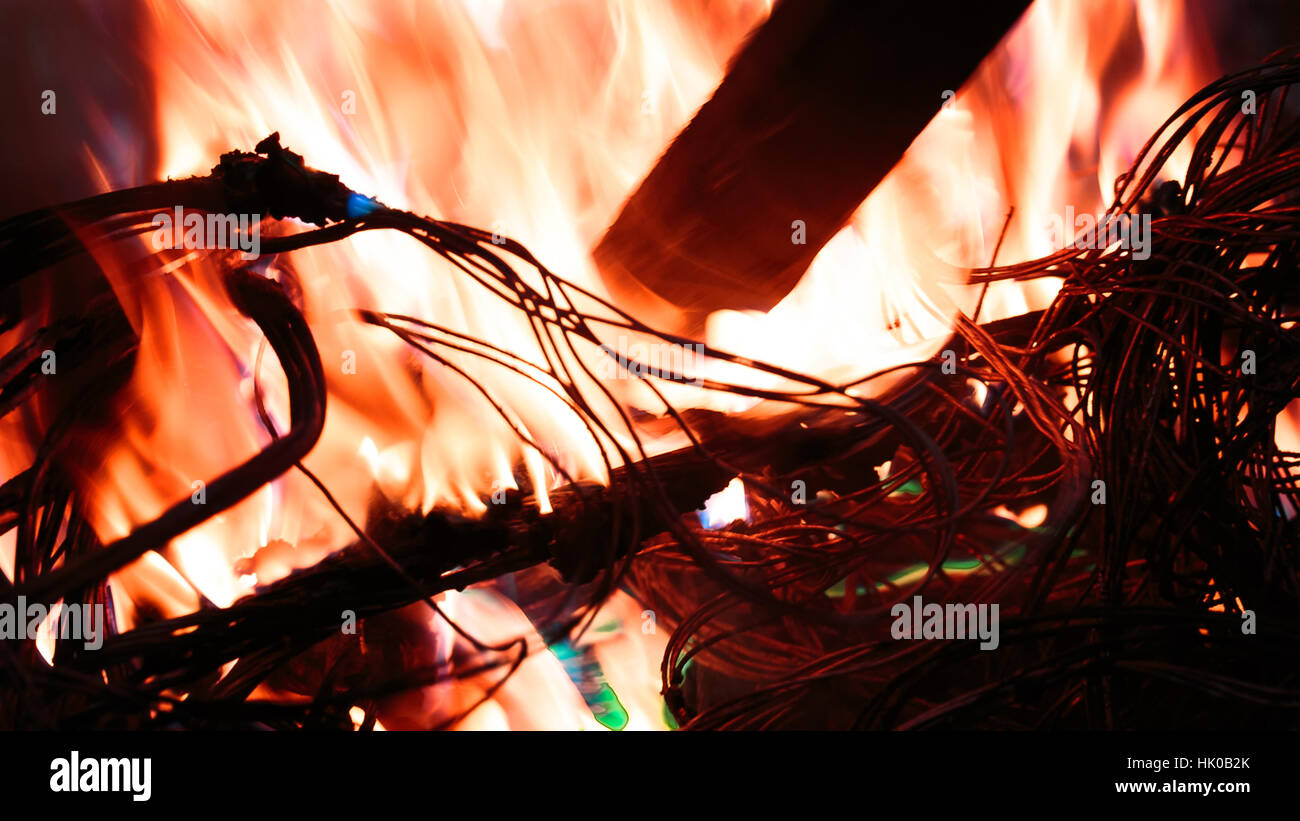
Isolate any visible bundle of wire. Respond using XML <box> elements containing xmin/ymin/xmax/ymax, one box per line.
<box><xmin>1</xmin><ymin>50</ymin><xmax>1297</xmax><ymax>730</ymax></box>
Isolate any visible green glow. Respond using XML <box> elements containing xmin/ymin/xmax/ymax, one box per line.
<box><xmin>890</xmin><ymin>479</ymin><xmax>925</xmax><ymax>497</ymax></box>
<box><xmin>662</xmin><ymin>701</ymin><xmax>680</xmax><ymax>730</ymax></box>
<box><xmin>549</xmin><ymin>638</ymin><xmax>631</xmax><ymax>730</ymax></box>
<box><xmin>824</xmin><ymin>543</ymin><xmax>1029</xmax><ymax>598</ymax></box>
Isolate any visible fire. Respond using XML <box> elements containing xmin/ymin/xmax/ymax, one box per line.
<box><xmin>705</xmin><ymin>0</ymin><xmax>1213</xmax><ymax>391</ymax></box>
<box><xmin>700</xmin><ymin>477</ymin><xmax>749</xmax><ymax>530</ymax></box>
<box><xmin>101</xmin><ymin>0</ymin><xmax>777</xmax><ymax>594</ymax></box>
<box><xmin>76</xmin><ymin>0</ymin><xmax>772</xmax><ymax>728</ymax></box>
<box><xmin>4</xmin><ymin>0</ymin><xmax>1221</xmax><ymax>725</ymax></box>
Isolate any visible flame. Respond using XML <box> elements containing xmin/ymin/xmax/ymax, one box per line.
<box><xmin>57</xmin><ymin>0</ymin><xmax>771</xmax><ymax>728</ymax></box>
<box><xmin>705</xmin><ymin>0</ymin><xmax>1213</xmax><ymax>392</ymax></box>
<box><xmin>1276</xmin><ymin>399</ymin><xmax>1300</xmax><ymax>520</ymax></box>
<box><xmin>700</xmin><ymin>477</ymin><xmax>749</xmax><ymax>529</ymax></box>
<box><xmin>4</xmin><ymin>0</ymin><xmax>1220</xmax><ymax>727</ymax></box>
<box><xmin>67</xmin><ymin>1</ymin><xmax>772</xmax><ymax>611</ymax></box>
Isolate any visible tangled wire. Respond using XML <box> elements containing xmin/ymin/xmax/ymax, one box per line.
<box><xmin>1</xmin><ymin>50</ymin><xmax>1298</xmax><ymax>730</ymax></box>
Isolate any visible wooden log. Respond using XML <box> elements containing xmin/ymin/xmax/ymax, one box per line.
<box><xmin>67</xmin><ymin>405</ymin><xmax>901</xmax><ymax>693</ymax></box>
<box><xmin>594</xmin><ymin>0</ymin><xmax>1030</xmax><ymax>335</ymax></box>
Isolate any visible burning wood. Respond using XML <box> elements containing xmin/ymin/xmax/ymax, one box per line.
<box><xmin>0</xmin><ymin>1</ymin><xmax>1298</xmax><ymax>738</ymax></box>
<box><xmin>594</xmin><ymin>0</ymin><xmax>1031</xmax><ymax>334</ymax></box>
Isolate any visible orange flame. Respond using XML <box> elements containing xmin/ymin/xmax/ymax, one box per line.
<box><xmin>3</xmin><ymin>0</ymin><xmax>1220</xmax><ymax>722</ymax></box>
